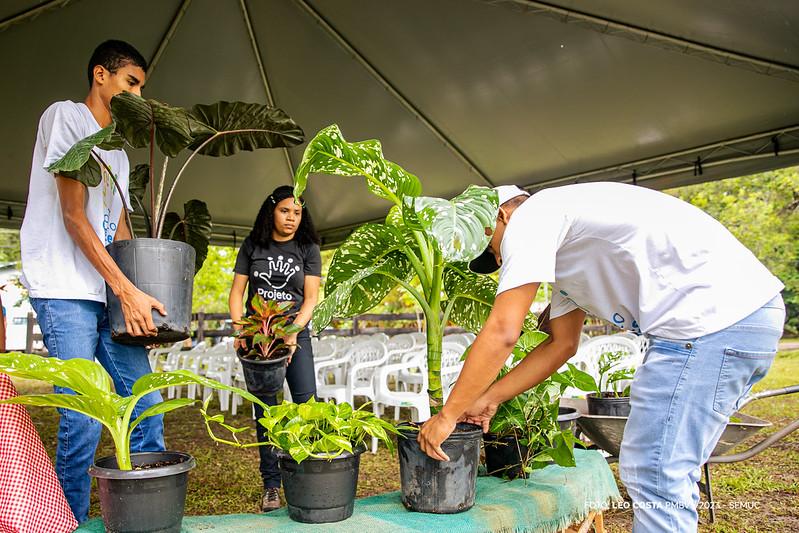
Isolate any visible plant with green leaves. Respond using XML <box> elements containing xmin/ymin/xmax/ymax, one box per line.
<box><xmin>46</xmin><ymin>92</ymin><xmax>303</xmax><ymax>271</ymax></box>
<box><xmin>293</xmin><ymin>125</ymin><xmax>542</xmax><ymax>411</ymax></box>
<box><xmin>0</xmin><ymin>352</ymin><xmax>264</xmax><ymax>470</ymax></box>
<box><xmin>593</xmin><ymin>350</ymin><xmax>635</xmax><ymax>398</ymax></box>
<box><xmin>485</xmin><ymin>333</ymin><xmax>595</xmax><ymax>474</ymax></box>
<box><xmin>235</xmin><ymin>295</ymin><xmax>303</xmax><ymax>360</ymax></box>
<box><xmin>201</xmin><ymin>397</ymin><xmax>400</xmax><ymax>463</ymax></box>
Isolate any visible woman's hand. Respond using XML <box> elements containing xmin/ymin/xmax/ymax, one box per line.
<box><xmin>283</xmin><ymin>332</ymin><xmax>299</xmax><ymax>364</ymax></box>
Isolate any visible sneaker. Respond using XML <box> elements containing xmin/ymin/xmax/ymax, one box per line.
<box><xmin>262</xmin><ymin>487</ymin><xmax>281</xmax><ymax>512</ymax></box>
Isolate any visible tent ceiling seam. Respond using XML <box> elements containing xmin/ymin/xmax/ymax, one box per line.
<box><xmin>239</xmin><ymin>0</ymin><xmax>295</xmax><ymax>177</ymax></box>
<box><xmin>293</xmin><ymin>0</ymin><xmax>495</xmax><ymax>187</ymax></box>
<box><xmin>146</xmin><ymin>0</ymin><xmax>192</xmax><ymax>80</ymax></box>
<box><xmin>485</xmin><ymin>0</ymin><xmax>799</xmax><ymax>83</ymax></box>
<box><xmin>0</xmin><ymin>0</ymin><xmax>72</xmax><ymax>32</ymax></box>
<box><xmin>523</xmin><ymin>125</ymin><xmax>799</xmax><ymax>190</ymax></box>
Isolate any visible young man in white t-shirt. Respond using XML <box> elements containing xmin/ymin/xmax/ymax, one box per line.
<box><xmin>418</xmin><ymin>183</ymin><xmax>785</xmax><ymax>532</ymax></box>
<box><xmin>19</xmin><ymin>40</ymin><xmax>166</xmax><ymax>523</ymax></box>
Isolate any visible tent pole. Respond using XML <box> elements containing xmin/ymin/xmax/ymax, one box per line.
<box><xmin>146</xmin><ymin>0</ymin><xmax>192</xmax><ymax>80</ymax></box>
<box><xmin>0</xmin><ymin>0</ymin><xmax>71</xmax><ymax>32</ymax></box>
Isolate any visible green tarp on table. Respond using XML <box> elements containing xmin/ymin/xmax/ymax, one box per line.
<box><xmin>77</xmin><ymin>449</ymin><xmax>620</xmax><ymax>532</ymax></box>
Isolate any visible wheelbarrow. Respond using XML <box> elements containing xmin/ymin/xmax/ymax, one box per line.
<box><xmin>565</xmin><ymin>385</ymin><xmax>799</xmax><ymax>522</ymax></box>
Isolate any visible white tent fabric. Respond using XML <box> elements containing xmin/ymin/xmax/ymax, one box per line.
<box><xmin>1</xmin><ymin>0</ymin><xmax>798</xmax><ymax>247</ymax></box>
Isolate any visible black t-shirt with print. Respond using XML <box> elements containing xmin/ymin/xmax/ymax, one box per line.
<box><xmin>234</xmin><ymin>236</ymin><xmax>322</xmax><ymax>316</ymax></box>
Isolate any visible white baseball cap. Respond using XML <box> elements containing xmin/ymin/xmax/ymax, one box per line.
<box><xmin>468</xmin><ymin>185</ymin><xmax>529</xmax><ymax>274</ymax></box>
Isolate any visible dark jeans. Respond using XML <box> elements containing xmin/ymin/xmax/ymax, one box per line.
<box><xmin>253</xmin><ymin>333</ymin><xmax>316</xmax><ymax>488</ymax></box>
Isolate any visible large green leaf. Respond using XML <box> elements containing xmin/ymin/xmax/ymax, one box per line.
<box><xmin>294</xmin><ymin>124</ymin><xmax>422</xmax><ymax>206</ymax></box>
<box><xmin>325</xmin><ymin>223</ymin><xmax>413</xmax><ymax>314</ymax></box>
<box><xmin>313</xmin><ymin>254</ymin><xmax>410</xmax><ymax>333</ymax></box>
<box><xmin>0</xmin><ymin>393</ymin><xmax>119</xmax><ymax>429</ymax></box>
<box><xmin>0</xmin><ymin>352</ymin><xmax>112</xmax><ymax>396</ymax></box>
<box><xmin>110</xmin><ymin>92</ymin><xmax>209</xmax><ymax>158</ymax></box>
<box><xmin>46</xmin><ymin>124</ymin><xmax>115</xmax><ymax>187</ymax></box>
<box><xmin>442</xmin><ymin>264</ymin><xmax>498</xmax><ymax>333</ymax></box>
<box><xmin>404</xmin><ymin>185</ymin><xmax>498</xmax><ymax>262</ymax></box>
<box><xmin>161</xmin><ymin>199</ymin><xmax>213</xmax><ymax>272</ymax></box>
<box><xmin>188</xmin><ymin>102</ymin><xmax>304</xmax><ymax>156</ymax></box>
<box><xmin>131</xmin><ymin>369</ymin><xmax>265</xmax><ymax>409</ymax></box>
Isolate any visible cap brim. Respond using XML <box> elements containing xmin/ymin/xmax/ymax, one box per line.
<box><xmin>469</xmin><ymin>249</ymin><xmax>500</xmax><ymax>274</ymax></box>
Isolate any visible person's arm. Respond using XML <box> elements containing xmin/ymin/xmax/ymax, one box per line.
<box><xmin>417</xmin><ymin>282</ymin><xmax>539</xmax><ymax>460</ymax></box>
<box><xmin>284</xmin><ymin>275</ymin><xmax>321</xmax><ymax>361</ymax></box>
<box><xmin>229</xmin><ymin>273</ymin><xmax>248</xmax><ymax>352</ymax></box>
<box><xmin>55</xmin><ymin>176</ymin><xmax>165</xmax><ymax>337</ymax></box>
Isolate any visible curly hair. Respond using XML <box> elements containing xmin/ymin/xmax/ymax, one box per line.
<box><xmin>248</xmin><ymin>185</ymin><xmax>321</xmax><ymax>248</ymax></box>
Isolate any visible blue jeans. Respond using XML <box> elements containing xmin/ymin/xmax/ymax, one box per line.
<box><xmin>619</xmin><ymin>295</ymin><xmax>784</xmax><ymax>532</ymax></box>
<box><xmin>30</xmin><ymin>298</ymin><xmax>165</xmax><ymax>523</ymax></box>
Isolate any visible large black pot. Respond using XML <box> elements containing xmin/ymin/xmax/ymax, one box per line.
<box><xmin>237</xmin><ymin>354</ymin><xmax>289</xmax><ymax>395</ymax></box>
<box><xmin>278</xmin><ymin>447</ymin><xmax>364</xmax><ymax>523</ymax></box>
<box><xmin>484</xmin><ymin>407</ymin><xmax>582</xmax><ymax>479</ymax></box>
<box><xmin>587</xmin><ymin>392</ymin><xmax>631</xmax><ymax>417</ymax></box>
<box><xmin>89</xmin><ymin>451</ymin><xmax>196</xmax><ymax>533</ymax></box>
<box><xmin>106</xmin><ymin>238</ymin><xmax>195</xmax><ymax>345</ymax></box>
<box><xmin>398</xmin><ymin>422</ymin><xmax>482</xmax><ymax>514</ymax></box>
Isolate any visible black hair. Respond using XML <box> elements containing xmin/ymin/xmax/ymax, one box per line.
<box><xmin>248</xmin><ymin>185</ymin><xmax>321</xmax><ymax>248</ymax></box>
<box><xmin>87</xmin><ymin>40</ymin><xmax>148</xmax><ymax>88</ymax></box>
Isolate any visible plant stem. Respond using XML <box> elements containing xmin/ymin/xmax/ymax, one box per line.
<box><xmin>153</xmin><ymin>157</ymin><xmax>169</xmax><ymax>233</ymax></box>
<box><xmin>149</xmin><ymin>125</ymin><xmax>156</xmax><ymax>238</ymax></box>
<box><xmin>426</xmin><ymin>249</ymin><xmax>445</xmax><ymax>413</ymax></box>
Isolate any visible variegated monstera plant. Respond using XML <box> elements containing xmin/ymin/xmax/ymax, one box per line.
<box><xmin>294</xmin><ymin>125</ymin><xmax>545</xmax><ymax>411</ymax></box>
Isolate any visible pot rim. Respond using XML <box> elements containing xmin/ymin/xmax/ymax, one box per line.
<box><xmin>89</xmin><ymin>451</ymin><xmax>196</xmax><ymax>480</ymax></box>
<box><xmin>398</xmin><ymin>421</ymin><xmax>483</xmax><ymax>441</ymax></box>
<box><xmin>237</xmin><ymin>353</ymin><xmax>290</xmax><ymax>366</ymax></box>
<box><xmin>586</xmin><ymin>392</ymin><xmax>631</xmax><ymax>401</ymax></box>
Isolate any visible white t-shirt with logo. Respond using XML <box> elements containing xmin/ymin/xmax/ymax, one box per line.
<box><xmin>496</xmin><ymin>182</ymin><xmax>784</xmax><ymax>339</ymax></box>
<box><xmin>20</xmin><ymin>101</ymin><xmax>132</xmax><ymax>303</ymax></box>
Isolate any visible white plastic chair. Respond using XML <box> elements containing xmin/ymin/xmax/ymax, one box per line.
<box><xmin>565</xmin><ymin>335</ymin><xmax>642</xmax><ymax>396</ymax></box>
<box><xmin>164</xmin><ymin>341</ymin><xmax>206</xmax><ymax>399</ymax></box>
<box><xmin>147</xmin><ymin>341</ymin><xmax>183</xmax><ymax>371</ymax></box>
<box><xmin>373</xmin><ymin>351</ymin><xmax>431</xmax><ymax>452</ymax></box>
<box><xmin>317</xmin><ymin>340</ymin><xmax>389</xmax><ymax>406</ymax></box>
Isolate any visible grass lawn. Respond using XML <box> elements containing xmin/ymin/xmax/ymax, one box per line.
<box><xmin>13</xmin><ymin>351</ymin><xmax>799</xmax><ymax>530</ymax></box>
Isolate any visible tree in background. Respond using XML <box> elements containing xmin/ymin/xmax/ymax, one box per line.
<box><xmin>670</xmin><ymin>166</ymin><xmax>799</xmax><ymax>333</ymax></box>
<box><xmin>192</xmin><ymin>245</ymin><xmax>236</xmax><ymax>313</ymax></box>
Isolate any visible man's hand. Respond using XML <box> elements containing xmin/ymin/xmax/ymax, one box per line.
<box><xmin>460</xmin><ymin>394</ymin><xmax>499</xmax><ymax>433</ymax></box>
<box><xmin>417</xmin><ymin>411</ymin><xmax>457</xmax><ymax>461</ymax></box>
<box><xmin>118</xmin><ymin>285</ymin><xmax>167</xmax><ymax>337</ymax></box>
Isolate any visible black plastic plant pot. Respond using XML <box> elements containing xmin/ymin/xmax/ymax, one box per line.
<box><xmin>278</xmin><ymin>447</ymin><xmax>364</xmax><ymax>523</ymax></box>
<box><xmin>238</xmin><ymin>354</ymin><xmax>289</xmax><ymax>395</ymax></box>
<box><xmin>586</xmin><ymin>392</ymin><xmax>631</xmax><ymax>417</ymax></box>
<box><xmin>484</xmin><ymin>434</ymin><xmax>527</xmax><ymax>479</ymax></box>
<box><xmin>106</xmin><ymin>238</ymin><xmax>195</xmax><ymax>346</ymax></box>
<box><xmin>89</xmin><ymin>451</ymin><xmax>196</xmax><ymax>533</ymax></box>
<box><xmin>558</xmin><ymin>406</ymin><xmax>581</xmax><ymax>432</ymax></box>
<box><xmin>398</xmin><ymin>422</ymin><xmax>482</xmax><ymax>513</ymax></box>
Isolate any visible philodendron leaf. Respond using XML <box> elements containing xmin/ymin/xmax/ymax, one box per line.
<box><xmin>325</xmin><ymin>223</ymin><xmax>413</xmax><ymax>313</ymax></box>
<box><xmin>188</xmin><ymin>102</ymin><xmax>304</xmax><ymax>156</ymax></box>
<box><xmin>0</xmin><ymin>352</ymin><xmax>113</xmax><ymax>396</ymax></box>
<box><xmin>0</xmin><ymin>393</ymin><xmax>120</xmax><ymax>430</ymax></box>
<box><xmin>110</xmin><ymin>92</ymin><xmax>209</xmax><ymax>158</ymax></box>
<box><xmin>293</xmin><ymin>124</ymin><xmax>422</xmax><ymax>206</ymax></box>
<box><xmin>161</xmin><ymin>199</ymin><xmax>213</xmax><ymax>273</ymax></box>
<box><xmin>313</xmin><ymin>255</ymin><xmax>410</xmax><ymax>333</ymax></box>
<box><xmin>46</xmin><ymin>124</ymin><xmax>115</xmax><ymax>187</ymax></box>
<box><xmin>442</xmin><ymin>263</ymin><xmax>498</xmax><ymax>333</ymax></box>
<box><xmin>404</xmin><ymin>185</ymin><xmax>498</xmax><ymax>262</ymax></box>
<box><xmin>128</xmin><ymin>163</ymin><xmax>149</xmax><ymax>208</ymax></box>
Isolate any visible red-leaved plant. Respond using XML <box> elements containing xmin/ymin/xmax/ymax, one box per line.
<box><xmin>235</xmin><ymin>295</ymin><xmax>302</xmax><ymax>360</ymax></box>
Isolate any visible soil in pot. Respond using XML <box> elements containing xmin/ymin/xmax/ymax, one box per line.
<box><xmin>586</xmin><ymin>392</ymin><xmax>631</xmax><ymax>417</ymax></box>
<box><xmin>398</xmin><ymin>422</ymin><xmax>482</xmax><ymax>514</ymax></box>
<box><xmin>89</xmin><ymin>451</ymin><xmax>196</xmax><ymax>533</ymax></box>
<box><xmin>106</xmin><ymin>238</ymin><xmax>195</xmax><ymax>346</ymax></box>
<box><xmin>278</xmin><ymin>447</ymin><xmax>364</xmax><ymax>523</ymax></box>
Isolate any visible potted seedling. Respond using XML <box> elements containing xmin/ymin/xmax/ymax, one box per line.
<box><xmin>585</xmin><ymin>350</ymin><xmax>636</xmax><ymax>417</ymax></box>
<box><xmin>234</xmin><ymin>295</ymin><xmax>303</xmax><ymax>395</ymax></box>
<box><xmin>0</xmin><ymin>352</ymin><xmax>264</xmax><ymax>533</ymax></box>
<box><xmin>484</xmin><ymin>346</ymin><xmax>595</xmax><ymax>479</ymax></box>
<box><xmin>202</xmin><ymin>397</ymin><xmax>399</xmax><ymax>524</ymax></box>
<box><xmin>47</xmin><ymin>93</ymin><xmax>303</xmax><ymax>345</ymax></box>
<box><xmin>292</xmin><ymin>125</ymin><xmax>544</xmax><ymax>513</ymax></box>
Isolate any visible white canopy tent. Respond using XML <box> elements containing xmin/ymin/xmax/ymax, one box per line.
<box><xmin>1</xmin><ymin>0</ymin><xmax>798</xmax><ymax>247</ymax></box>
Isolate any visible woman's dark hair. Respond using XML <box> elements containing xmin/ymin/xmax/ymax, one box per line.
<box><xmin>248</xmin><ymin>185</ymin><xmax>321</xmax><ymax>247</ymax></box>
<box><xmin>87</xmin><ymin>40</ymin><xmax>148</xmax><ymax>88</ymax></box>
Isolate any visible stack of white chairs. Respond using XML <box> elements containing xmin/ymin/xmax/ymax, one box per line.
<box><xmin>164</xmin><ymin>341</ymin><xmax>206</xmax><ymax>399</ymax></box>
<box><xmin>147</xmin><ymin>341</ymin><xmax>184</xmax><ymax>371</ymax></box>
<box><xmin>316</xmin><ymin>340</ymin><xmax>389</xmax><ymax>405</ymax></box>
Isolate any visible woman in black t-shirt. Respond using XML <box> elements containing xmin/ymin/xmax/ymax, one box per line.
<box><xmin>228</xmin><ymin>185</ymin><xmax>322</xmax><ymax>512</ymax></box>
